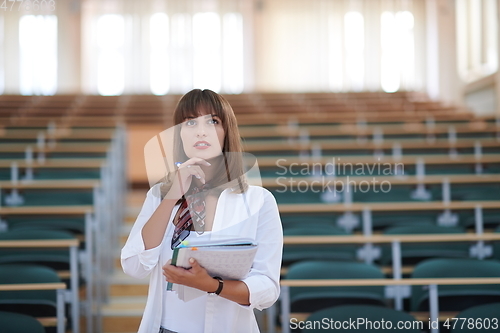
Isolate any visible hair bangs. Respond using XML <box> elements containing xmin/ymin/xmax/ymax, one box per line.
<box><xmin>174</xmin><ymin>89</ymin><xmax>227</xmax><ymax>126</ymax></box>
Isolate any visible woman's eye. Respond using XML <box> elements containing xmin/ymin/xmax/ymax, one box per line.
<box><xmin>209</xmin><ymin>118</ymin><xmax>219</xmax><ymax>125</ymax></box>
<box><xmin>186</xmin><ymin>120</ymin><xmax>196</xmax><ymax>126</ymax></box>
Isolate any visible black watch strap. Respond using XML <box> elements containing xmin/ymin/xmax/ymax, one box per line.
<box><xmin>209</xmin><ymin>276</ymin><xmax>223</xmax><ymax>295</ymax></box>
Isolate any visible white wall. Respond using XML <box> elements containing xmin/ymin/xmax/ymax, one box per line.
<box><xmin>57</xmin><ymin>1</ymin><xmax>82</xmax><ymax>94</ymax></box>
<box><xmin>425</xmin><ymin>0</ymin><xmax>463</xmax><ymax>106</ymax></box>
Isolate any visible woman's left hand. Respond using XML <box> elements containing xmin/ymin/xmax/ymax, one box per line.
<box><xmin>163</xmin><ymin>258</ymin><xmax>218</xmax><ymax>293</ymax></box>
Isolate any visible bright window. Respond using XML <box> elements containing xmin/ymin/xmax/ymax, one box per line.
<box><xmin>344</xmin><ymin>11</ymin><xmax>364</xmax><ymax>91</ymax></box>
<box><xmin>19</xmin><ymin>15</ymin><xmax>57</xmax><ymax>95</ymax></box>
<box><xmin>380</xmin><ymin>11</ymin><xmax>415</xmax><ymax>92</ymax></box>
<box><xmin>96</xmin><ymin>14</ymin><xmax>124</xmax><ymax>96</ymax></box>
<box><xmin>170</xmin><ymin>13</ymin><xmax>192</xmax><ymax>93</ymax></box>
<box><xmin>456</xmin><ymin>0</ymin><xmax>498</xmax><ymax>81</ymax></box>
<box><xmin>193</xmin><ymin>12</ymin><xmax>221</xmax><ymax>92</ymax></box>
<box><xmin>222</xmin><ymin>13</ymin><xmax>244</xmax><ymax>94</ymax></box>
<box><xmin>150</xmin><ymin>13</ymin><xmax>169</xmax><ymax>95</ymax></box>
<box><xmin>328</xmin><ymin>13</ymin><xmax>343</xmax><ymax>92</ymax></box>
<box><xmin>483</xmin><ymin>0</ymin><xmax>498</xmax><ymax>71</ymax></box>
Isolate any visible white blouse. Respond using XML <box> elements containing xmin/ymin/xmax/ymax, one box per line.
<box><xmin>121</xmin><ymin>184</ymin><xmax>283</xmax><ymax>333</ymax></box>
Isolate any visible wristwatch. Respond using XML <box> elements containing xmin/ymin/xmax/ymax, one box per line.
<box><xmin>208</xmin><ymin>276</ymin><xmax>224</xmax><ymax>295</ymax></box>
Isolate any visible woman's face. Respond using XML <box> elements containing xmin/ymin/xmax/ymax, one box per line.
<box><xmin>180</xmin><ymin>107</ymin><xmax>225</xmax><ymax>160</ymax></box>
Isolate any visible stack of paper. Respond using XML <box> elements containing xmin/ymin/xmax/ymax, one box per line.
<box><xmin>167</xmin><ymin>238</ymin><xmax>258</xmax><ymax>302</ymax></box>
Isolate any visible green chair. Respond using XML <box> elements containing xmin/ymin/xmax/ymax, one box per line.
<box><xmin>451</xmin><ymin>184</ymin><xmax>500</xmax><ymax>201</ymax></box>
<box><xmin>484</xmin><ymin>163</ymin><xmax>500</xmax><ymax>174</ymax></box>
<box><xmin>463</xmin><ymin>212</ymin><xmax>500</xmax><ymax>229</ymax></box>
<box><xmin>0</xmin><ymin>310</ymin><xmax>45</xmax><ymax>333</ymax></box>
<box><xmin>0</xmin><ymin>229</ymin><xmax>80</xmax><ymax>333</ymax></box>
<box><xmin>0</xmin><ymin>229</ymin><xmax>75</xmax><ymax>271</ymax></box>
<box><xmin>285</xmin><ymin>261</ymin><xmax>386</xmax><ymax>313</ymax></box>
<box><xmin>1</xmin><ymin>188</ymin><xmax>93</xmax><ymax>206</ymax></box>
<box><xmin>494</xmin><ymin>225</ymin><xmax>500</xmax><ymax>261</ymax></box>
<box><xmin>450</xmin><ymin>303</ymin><xmax>500</xmax><ymax>333</ymax></box>
<box><xmin>411</xmin><ymin>258</ymin><xmax>500</xmax><ymax>312</ymax></box>
<box><xmin>371</xmin><ymin>212</ymin><xmax>436</xmax><ymax>230</ymax></box>
<box><xmin>0</xmin><ymin>169</ymin><xmax>10</xmax><ymax>181</ymax></box>
<box><xmin>271</xmin><ymin>189</ymin><xmax>323</xmax><ymax>204</ymax></box>
<box><xmin>0</xmin><ymin>264</ymin><xmax>61</xmax><ymax>317</ymax></box>
<box><xmin>260</xmin><ymin>166</ymin><xmax>298</xmax><ymax>178</ymax></box>
<box><xmin>380</xmin><ymin>225</ymin><xmax>469</xmax><ymax>266</ymax></box>
<box><xmin>283</xmin><ymin>225</ymin><xmax>357</xmax><ymax>265</ymax></box>
<box><xmin>353</xmin><ymin>185</ymin><xmax>425</xmax><ymax>203</ymax></box>
<box><xmin>281</xmin><ymin>214</ymin><xmax>337</xmax><ymax>228</ymax></box>
<box><xmin>0</xmin><ymin>167</ymin><xmax>99</xmax><ymax>181</ymax></box>
<box><xmin>7</xmin><ymin>216</ymin><xmax>85</xmax><ymax>235</ymax></box>
<box><xmin>425</xmin><ymin>164</ymin><xmax>473</xmax><ymax>175</ymax></box>
<box><xmin>302</xmin><ymin>305</ymin><xmax>421</xmax><ymax>332</ymax></box>
<box><xmin>35</xmin><ymin>168</ymin><xmax>101</xmax><ymax>180</ymax></box>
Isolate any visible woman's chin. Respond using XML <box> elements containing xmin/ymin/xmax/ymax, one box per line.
<box><xmin>187</xmin><ymin>150</ymin><xmax>223</xmax><ymax>160</ymax></box>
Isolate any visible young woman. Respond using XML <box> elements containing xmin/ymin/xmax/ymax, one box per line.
<box><xmin>121</xmin><ymin>89</ymin><xmax>283</xmax><ymax>333</ymax></box>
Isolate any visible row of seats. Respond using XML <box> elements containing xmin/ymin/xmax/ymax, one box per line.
<box><xmin>0</xmin><ymin>92</ymin><xmax>486</xmax><ymax>126</ymax></box>
<box><xmin>281</xmin><ymin>258</ymin><xmax>500</xmax><ymax>332</ymax></box>
<box><xmin>285</xmin><ymin>258</ymin><xmax>500</xmax><ymax>313</ymax></box>
<box><xmin>299</xmin><ymin>303</ymin><xmax>500</xmax><ymax>333</ymax></box>
<box><xmin>239</xmin><ymin>95</ymin><xmax>500</xmax><ymax>332</ymax></box>
<box><xmin>2</xmin><ymin>92</ymin><xmax>499</xmax><ymax>332</ymax></box>
<box><xmin>0</xmin><ymin>124</ymin><xmax>127</xmax><ymax>333</ymax></box>
<box><xmin>283</xmin><ymin>224</ymin><xmax>500</xmax><ymax>267</ymax></box>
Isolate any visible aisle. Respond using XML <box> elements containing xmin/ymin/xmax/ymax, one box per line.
<box><xmin>102</xmin><ymin>190</ymin><xmax>148</xmax><ymax>333</ymax></box>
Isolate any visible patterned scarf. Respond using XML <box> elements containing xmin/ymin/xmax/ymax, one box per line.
<box><xmin>171</xmin><ymin>184</ymin><xmax>209</xmax><ymax>249</ymax></box>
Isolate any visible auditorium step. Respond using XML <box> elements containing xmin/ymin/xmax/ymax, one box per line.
<box><xmin>103</xmin><ymin>190</ymin><xmax>148</xmax><ymax>333</ymax></box>
<box><xmin>108</xmin><ymin>270</ymin><xmax>149</xmax><ymax>297</ymax></box>
<box><xmin>101</xmin><ymin>296</ymin><xmax>145</xmax><ymax>333</ymax></box>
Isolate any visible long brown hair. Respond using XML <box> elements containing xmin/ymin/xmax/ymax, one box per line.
<box><xmin>160</xmin><ymin>89</ymin><xmax>248</xmax><ymax>198</ymax></box>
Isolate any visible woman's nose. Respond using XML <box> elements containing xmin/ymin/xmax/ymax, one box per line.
<box><xmin>196</xmin><ymin>123</ymin><xmax>207</xmax><ymax>137</ymax></box>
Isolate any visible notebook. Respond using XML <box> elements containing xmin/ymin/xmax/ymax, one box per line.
<box><xmin>167</xmin><ymin>238</ymin><xmax>258</xmax><ymax>301</ymax></box>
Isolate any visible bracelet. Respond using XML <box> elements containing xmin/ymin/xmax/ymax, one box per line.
<box><xmin>208</xmin><ymin>276</ymin><xmax>224</xmax><ymax>295</ymax></box>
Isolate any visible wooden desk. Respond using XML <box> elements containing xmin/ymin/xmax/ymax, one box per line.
<box><xmin>243</xmin><ymin>138</ymin><xmax>500</xmax><ymax>152</ymax></box>
<box><xmin>253</xmin><ymin>154</ymin><xmax>500</xmax><ymax>167</ymax></box>
<box><xmin>283</xmin><ymin>233</ymin><xmax>500</xmax><ymax>245</ymax></box>
<box><xmin>0</xmin><ymin>205</ymin><xmax>94</xmax><ymax>215</ymax></box>
<box><xmin>0</xmin><ymin>282</ymin><xmax>67</xmax><ymax>333</ymax></box>
<box><xmin>239</xmin><ymin>122</ymin><xmax>499</xmax><ymax>138</ymax></box>
<box><xmin>278</xmin><ymin>200</ymin><xmax>500</xmax><ymax>213</ymax></box>
<box><xmin>0</xmin><ymin>180</ymin><xmax>100</xmax><ymax>189</ymax></box>
<box><xmin>262</xmin><ymin>174</ymin><xmax>500</xmax><ymax>187</ymax></box>
<box><xmin>0</xmin><ymin>159</ymin><xmax>104</xmax><ymax>168</ymax></box>
<box><xmin>281</xmin><ymin>277</ymin><xmax>500</xmax><ymax>287</ymax></box>
<box><xmin>0</xmin><ymin>143</ymin><xmax>109</xmax><ymax>153</ymax></box>
<box><xmin>0</xmin><ymin>238</ymin><xmax>80</xmax><ymax>333</ymax></box>
<box><xmin>279</xmin><ymin>277</ymin><xmax>500</xmax><ymax>333</ymax></box>
<box><xmin>0</xmin><ymin>128</ymin><xmax>115</xmax><ymax>140</ymax></box>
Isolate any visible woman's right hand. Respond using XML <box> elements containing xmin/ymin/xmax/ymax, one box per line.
<box><xmin>164</xmin><ymin>158</ymin><xmax>211</xmax><ymax>200</ymax></box>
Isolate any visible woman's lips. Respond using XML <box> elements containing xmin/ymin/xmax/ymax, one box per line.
<box><xmin>194</xmin><ymin>141</ymin><xmax>211</xmax><ymax>149</ymax></box>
